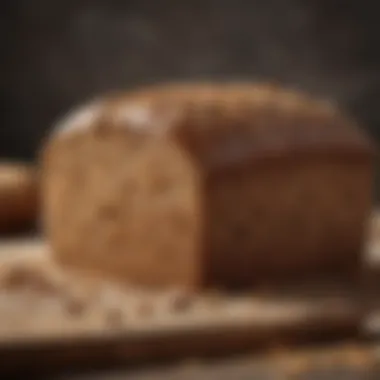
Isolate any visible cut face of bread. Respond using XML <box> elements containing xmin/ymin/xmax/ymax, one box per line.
<box><xmin>41</xmin><ymin>83</ymin><xmax>375</xmax><ymax>289</ymax></box>
<box><xmin>43</xmin><ymin>127</ymin><xmax>202</xmax><ymax>288</ymax></box>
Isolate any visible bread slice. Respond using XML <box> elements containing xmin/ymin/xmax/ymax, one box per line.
<box><xmin>41</xmin><ymin>83</ymin><xmax>375</xmax><ymax>289</ymax></box>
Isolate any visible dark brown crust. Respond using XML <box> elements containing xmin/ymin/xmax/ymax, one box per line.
<box><xmin>204</xmin><ymin>157</ymin><xmax>372</xmax><ymax>288</ymax></box>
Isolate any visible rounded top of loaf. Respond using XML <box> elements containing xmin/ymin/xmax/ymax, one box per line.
<box><xmin>51</xmin><ymin>82</ymin><xmax>374</xmax><ymax>168</ymax></box>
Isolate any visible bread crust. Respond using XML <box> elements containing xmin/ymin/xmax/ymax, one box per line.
<box><xmin>51</xmin><ymin>83</ymin><xmax>374</xmax><ymax>166</ymax></box>
<box><xmin>42</xmin><ymin>83</ymin><xmax>375</xmax><ymax>289</ymax></box>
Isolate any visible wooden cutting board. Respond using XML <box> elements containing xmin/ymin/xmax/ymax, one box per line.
<box><xmin>0</xmin><ymin>211</ymin><xmax>379</xmax><ymax>376</ymax></box>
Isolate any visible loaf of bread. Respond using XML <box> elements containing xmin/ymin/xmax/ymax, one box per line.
<box><xmin>41</xmin><ymin>83</ymin><xmax>375</xmax><ymax>289</ymax></box>
<box><xmin>0</xmin><ymin>163</ymin><xmax>38</xmax><ymax>233</ymax></box>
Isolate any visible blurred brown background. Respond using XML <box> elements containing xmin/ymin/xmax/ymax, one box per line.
<box><xmin>1</xmin><ymin>0</ymin><xmax>379</xmax><ymax>184</ymax></box>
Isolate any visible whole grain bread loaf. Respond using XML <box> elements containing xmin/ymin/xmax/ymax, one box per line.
<box><xmin>0</xmin><ymin>163</ymin><xmax>38</xmax><ymax>233</ymax></box>
<box><xmin>41</xmin><ymin>83</ymin><xmax>375</xmax><ymax>289</ymax></box>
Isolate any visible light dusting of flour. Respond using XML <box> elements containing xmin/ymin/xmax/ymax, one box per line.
<box><xmin>115</xmin><ymin>103</ymin><xmax>154</xmax><ymax>131</ymax></box>
<box><xmin>114</xmin><ymin>101</ymin><xmax>181</xmax><ymax>135</ymax></box>
<box><xmin>54</xmin><ymin>99</ymin><xmax>104</xmax><ymax>137</ymax></box>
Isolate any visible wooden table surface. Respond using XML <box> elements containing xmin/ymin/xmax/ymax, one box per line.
<box><xmin>49</xmin><ymin>343</ymin><xmax>380</xmax><ymax>380</ymax></box>
<box><xmin>4</xmin><ymin>210</ymin><xmax>380</xmax><ymax>379</ymax></box>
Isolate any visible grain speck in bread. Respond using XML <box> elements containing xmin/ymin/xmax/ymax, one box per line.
<box><xmin>0</xmin><ymin>163</ymin><xmax>38</xmax><ymax>233</ymax></box>
<box><xmin>41</xmin><ymin>83</ymin><xmax>375</xmax><ymax>289</ymax></box>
